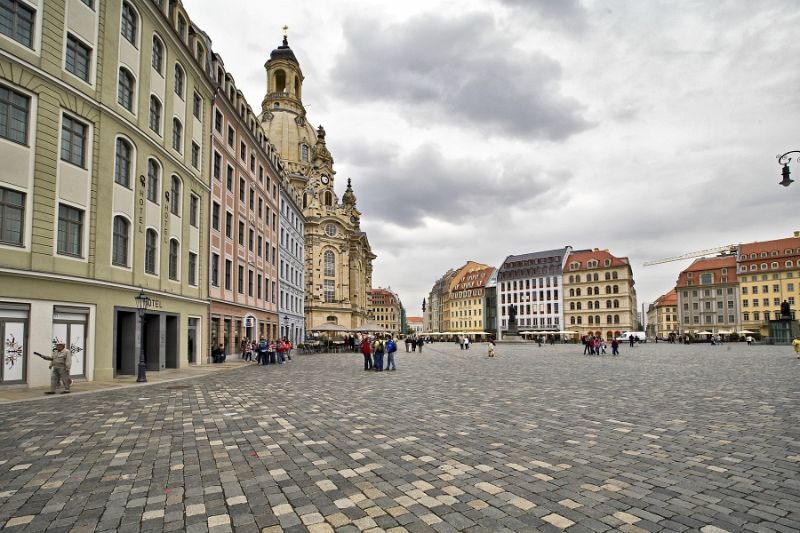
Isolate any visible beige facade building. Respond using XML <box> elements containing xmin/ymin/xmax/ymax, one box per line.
<box><xmin>646</xmin><ymin>289</ymin><xmax>678</xmax><ymax>339</ymax></box>
<box><xmin>207</xmin><ymin>52</ymin><xmax>281</xmax><ymax>354</ymax></box>
<box><xmin>676</xmin><ymin>255</ymin><xmax>740</xmax><ymax>336</ymax></box>
<box><xmin>0</xmin><ymin>0</ymin><xmax>213</xmax><ymax>386</ymax></box>
<box><xmin>563</xmin><ymin>249</ymin><xmax>637</xmax><ymax>339</ymax></box>
<box><xmin>447</xmin><ymin>262</ymin><xmax>493</xmax><ymax>334</ymax></box>
<box><xmin>259</xmin><ymin>33</ymin><xmax>375</xmax><ymax>330</ymax></box>
<box><xmin>369</xmin><ymin>288</ymin><xmax>402</xmax><ymax>333</ymax></box>
<box><xmin>737</xmin><ymin>232</ymin><xmax>800</xmax><ymax>338</ymax></box>
<box><xmin>424</xmin><ymin>269</ymin><xmax>455</xmax><ymax>333</ymax></box>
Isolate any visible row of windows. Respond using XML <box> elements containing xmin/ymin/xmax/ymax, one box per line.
<box><xmin>501</xmin><ymin>304</ymin><xmax>559</xmax><ymax>315</ymax></box>
<box><xmin>742</xmin><ymin>298</ymin><xmax>792</xmax><ymax>308</ymax></box>
<box><xmin>569</xmin><ymin>300</ymin><xmax>623</xmax><ymax>310</ymax></box>
<box><xmin>568</xmin><ymin>285</ymin><xmax>621</xmax><ymax>297</ymax></box>
<box><xmin>212</xmin><ymin>151</ymin><xmax>277</xmax><ymax>225</ymax></box>
<box><xmin>683</xmin><ymin>300</ymin><xmax>736</xmax><ymax>310</ymax></box>
<box><xmin>210</xmin><ymin>202</ymin><xmax>276</xmax><ymax>265</ymax></box>
<box><xmin>683</xmin><ymin>315</ymin><xmax>737</xmax><ymax>324</ymax></box>
<box><xmin>741</xmin><ymin>249</ymin><xmax>800</xmax><ymax>260</ymax></box>
<box><xmin>741</xmin><ymin>283</ymin><xmax>796</xmax><ymax>295</ymax></box>
<box><xmin>567</xmin><ymin>271</ymin><xmax>619</xmax><ymax>282</ymax></box>
<box><xmin>501</xmin><ymin>277</ymin><xmax>558</xmax><ymax>291</ymax></box>
<box><xmin>213</xmin><ymin>110</ymin><xmax>276</xmax><ymax>195</ymax></box>
<box><xmin>742</xmin><ymin>303</ymin><xmax>795</xmax><ymax>322</ymax></box>
<box><xmin>209</xmin><ymin>253</ymin><xmax>277</xmax><ymax>302</ymax></box>
<box><xmin>570</xmin><ymin>315</ymin><xmax>624</xmax><ymax>325</ymax></box>
<box><xmin>682</xmin><ymin>287</ymin><xmax>736</xmax><ymax>298</ymax></box>
<box><xmin>739</xmin><ymin>260</ymin><xmax>797</xmax><ymax>272</ymax></box>
<box><xmin>501</xmin><ymin>290</ymin><xmax>559</xmax><ymax>304</ymax></box>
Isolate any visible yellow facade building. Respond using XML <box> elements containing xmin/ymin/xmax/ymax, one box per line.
<box><xmin>446</xmin><ymin>261</ymin><xmax>493</xmax><ymax>334</ymax></box>
<box><xmin>646</xmin><ymin>289</ymin><xmax>678</xmax><ymax>339</ymax></box>
<box><xmin>737</xmin><ymin>232</ymin><xmax>800</xmax><ymax>338</ymax></box>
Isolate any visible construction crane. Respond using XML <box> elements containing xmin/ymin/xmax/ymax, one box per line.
<box><xmin>643</xmin><ymin>245</ymin><xmax>739</xmax><ymax>267</ymax></box>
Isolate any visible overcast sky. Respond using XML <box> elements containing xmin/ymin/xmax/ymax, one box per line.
<box><xmin>187</xmin><ymin>0</ymin><xmax>800</xmax><ymax>318</ymax></box>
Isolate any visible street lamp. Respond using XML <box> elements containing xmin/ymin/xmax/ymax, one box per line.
<box><xmin>134</xmin><ymin>288</ymin><xmax>151</xmax><ymax>382</ymax></box>
<box><xmin>283</xmin><ymin>315</ymin><xmax>289</xmax><ymax>342</ymax></box>
<box><xmin>777</xmin><ymin>151</ymin><xmax>798</xmax><ymax>187</ymax></box>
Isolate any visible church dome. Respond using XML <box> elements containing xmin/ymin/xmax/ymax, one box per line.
<box><xmin>270</xmin><ymin>35</ymin><xmax>298</xmax><ymax>63</ymax></box>
<box><xmin>261</xmin><ymin>108</ymin><xmax>318</xmax><ymax>170</ymax></box>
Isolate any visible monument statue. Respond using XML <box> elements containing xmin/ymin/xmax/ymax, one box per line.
<box><xmin>781</xmin><ymin>300</ymin><xmax>791</xmax><ymax>318</ymax></box>
<box><xmin>508</xmin><ymin>304</ymin><xmax>517</xmax><ymax>323</ymax></box>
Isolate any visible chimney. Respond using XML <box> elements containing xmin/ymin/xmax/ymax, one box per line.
<box><xmin>795</xmin><ymin>230</ymin><xmax>800</xmax><ymax>237</ymax></box>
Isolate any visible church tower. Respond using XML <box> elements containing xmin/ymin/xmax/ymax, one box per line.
<box><xmin>260</xmin><ymin>29</ymin><xmax>375</xmax><ymax>330</ymax></box>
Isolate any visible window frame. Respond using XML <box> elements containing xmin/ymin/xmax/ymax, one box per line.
<box><xmin>146</xmin><ymin>157</ymin><xmax>160</xmax><ymax>203</ymax></box>
<box><xmin>0</xmin><ymin>185</ymin><xmax>25</xmax><ymax>247</ymax></box>
<box><xmin>117</xmin><ymin>67</ymin><xmax>135</xmax><ymax>112</ymax></box>
<box><xmin>57</xmin><ymin>203</ymin><xmax>83</xmax><ymax>258</ymax></box>
<box><xmin>114</xmin><ymin>137</ymin><xmax>132</xmax><ymax>188</ymax></box>
<box><xmin>0</xmin><ymin>82</ymin><xmax>30</xmax><ymax>145</ymax></box>
<box><xmin>120</xmin><ymin>1</ymin><xmax>138</xmax><ymax>46</ymax></box>
<box><xmin>168</xmin><ymin>238</ymin><xmax>179</xmax><ymax>280</ymax></box>
<box><xmin>60</xmin><ymin>114</ymin><xmax>88</xmax><ymax>168</ymax></box>
<box><xmin>111</xmin><ymin>215</ymin><xmax>130</xmax><ymax>267</ymax></box>
<box><xmin>65</xmin><ymin>32</ymin><xmax>92</xmax><ymax>83</ymax></box>
<box><xmin>151</xmin><ymin>34</ymin><xmax>164</xmax><ymax>74</ymax></box>
<box><xmin>144</xmin><ymin>228</ymin><xmax>158</xmax><ymax>274</ymax></box>
<box><xmin>0</xmin><ymin>0</ymin><xmax>35</xmax><ymax>49</ymax></box>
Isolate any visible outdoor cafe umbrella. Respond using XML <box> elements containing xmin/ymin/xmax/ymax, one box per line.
<box><xmin>737</xmin><ymin>330</ymin><xmax>755</xmax><ymax>334</ymax></box>
<box><xmin>696</xmin><ymin>330</ymin><xmax>713</xmax><ymax>335</ymax></box>
<box><xmin>309</xmin><ymin>322</ymin><xmax>349</xmax><ymax>333</ymax></box>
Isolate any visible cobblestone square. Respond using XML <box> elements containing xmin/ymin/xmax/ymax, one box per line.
<box><xmin>1</xmin><ymin>342</ymin><xmax>798</xmax><ymax>532</ymax></box>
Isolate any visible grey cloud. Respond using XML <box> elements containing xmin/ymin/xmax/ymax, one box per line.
<box><xmin>497</xmin><ymin>0</ymin><xmax>588</xmax><ymax>30</ymax></box>
<box><xmin>332</xmin><ymin>14</ymin><xmax>591</xmax><ymax>141</ymax></box>
<box><xmin>341</xmin><ymin>142</ymin><xmax>571</xmax><ymax>229</ymax></box>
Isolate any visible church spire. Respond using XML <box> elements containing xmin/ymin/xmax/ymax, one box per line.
<box><xmin>342</xmin><ymin>178</ymin><xmax>357</xmax><ymax>206</ymax></box>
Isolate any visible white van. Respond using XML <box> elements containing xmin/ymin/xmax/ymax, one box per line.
<box><xmin>615</xmin><ymin>331</ymin><xmax>647</xmax><ymax>343</ymax></box>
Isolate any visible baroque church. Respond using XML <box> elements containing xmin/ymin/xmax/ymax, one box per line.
<box><xmin>260</xmin><ymin>32</ymin><xmax>375</xmax><ymax>329</ymax></box>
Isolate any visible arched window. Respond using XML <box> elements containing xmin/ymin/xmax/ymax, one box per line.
<box><xmin>172</xmin><ymin>118</ymin><xmax>182</xmax><ymax>152</ymax></box>
<box><xmin>612</xmin><ymin>271</ymin><xmax>618</xmax><ymax>279</ymax></box>
<box><xmin>588</xmin><ymin>301</ymin><xmax>593</xmax><ymax>310</ymax></box>
<box><xmin>613</xmin><ymin>285</ymin><xmax>619</xmax><ymax>294</ymax></box>
<box><xmin>569</xmin><ymin>288</ymin><xmax>574</xmax><ymax>297</ymax></box>
<box><xmin>570</xmin><ymin>317</ymin><xmax>575</xmax><ymax>325</ymax></box>
<box><xmin>593</xmin><ymin>273</ymin><xmax>599</xmax><ymax>281</ymax></box>
<box><xmin>576</xmin><ymin>302</ymin><xmax>582</xmax><ymax>310</ymax></box>
<box><xmin>324</xmin><ymin>250</ymin><xmax>335</xmax><ymax>277</ymax></box>
<box><xmin>149</xmin><ymin>95</ymin><xmax>161</xmax><ymax>134</ymax></box>
<box><xmin>147</xmin><ymin>158</ymin><xmax>160</xmax><ymax>203</ymax></box>
<box><xmin>294</xmin><ymin>76</ymin><xmax>301</xmax><ymax>98</ymax></box>
<box><xmin>613</xmin><ymin>299</ymin><xmax>619</xmax><ymax>308</ymax></box>
<box><xmin>275</xmin><ymin>69</ymin><xmax>286</xmax><ymax>92</ymax></box>
<box><xmin>112</xmin><ymin>216</ymin><xmax>129</xmax><ymax>266</ymax></box>
<box><xmin>595</xmin><ymin>300</ymin><xmax>600</xmax><ymax>309</ymax></box>
<box><xmin>605</xmin><ymin>272</ymin><xmax>611</xmax><ymax>280</ymax></box>
<box><xmin>570</xmin><ymin>302</ymin><xmax>575</xmax><ymax>310</ymax></box>
<box><xmin>114</xmin><ymin>138</ymin><xmax>132</xmax><ymax>187</ymax></box>
<box><xmin>152</xmin><ymin>35</ymin><xmax>164</xmax><ymax>74</ymax></box>
<box><xmin>170</xmin><ymin>175</ymin><xmax>181</xmax><ymax>215</ymax></box>
<box><xmin>576</xmin><ymin>288</ymin><xmax>581</xmax><ymax>297</ymax></box>
<box><xmin>117</xmin><ymin>68</ymin><xmax>134</xmax><ymax>111</ymax></box>
<box><xmin>606</xmin><ymin>300</ymin><xmax>612</xmax><ymax>308</ymax></box>
<box><xmin>302</xmin><ymin>193</ymin><xmax>308</xmax><ymax>208</ymax></box>
<box><xmin>577</xmin><ymin>317</ymin><xmax>582</xmax><ymax>324</ymax></box>
<box><xmin>121</xmin><ymin>2</ymin><xmax>137</xmax><ymax>45</ymax></box>
<box><xmin>174</xmin><ymin>63</ymin><xmax>184</xmax><ymax>97</ymax></box>
<box><xmin>324</xmin><ymin>190</ymin><xmax>333</xmax><ymax>206</ymax></box>
<box><xmin>614</xmin><ymin>315</ymin><xmax>620</xmax><ymax>324</ymax></box>
<box><xmin>568</xmin><ymin>275</ymin><xmax>574</xmax><ymax>283</ymax></box>
<box><xmin>588</xmin><ymin>316</ymin><xmax>594</xmax><ymax>325</ymax></box>
<box><xmin>145</xmin><ymin>229</ymin><xmax>157</xmax><ymax>274</ymax></box>
<box><xmin>605</xmin><ymin>285</ymin><xmax>611</xmax><ymax>294</ymax></box>
<box><xmin>575</xmin><ymin>274</ymin><xmax>581</xmax><ymax>283</ymax></box>
<box><xmin>168</xmin><ymin>238</ymin><xmax>179</xmax><ymax>280</ymax></box>
<box><xmin>606</xmin><ymin>315</ymin><xmax>612</xmax><ymax>324</ymax></box>
<box><xmin>595</xmin><ymin>315</ymin><xmax>600</xmax><ymax>324</ymax></box>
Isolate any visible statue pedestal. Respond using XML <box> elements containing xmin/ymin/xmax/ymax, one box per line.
<box><xmin>497</xmin><ymin>320</ymin><xmax>527</xmax><ymax>344</ymax></box>
<box><xmin>768</xmin><ymin>317</ymin><xmax>799</xmax><ymax>345</ymax></box>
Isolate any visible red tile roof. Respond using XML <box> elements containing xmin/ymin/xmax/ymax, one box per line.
<box><xmin>564</xmin><ymin>249</ymin><xmax>629</xmax><ymax>272</ymax></box>
<box><xmin>655</xmin><ymin>288</ymin><xmax>677</xmax><ymax>307</ymax></box>
<box><xmin>676</xmin><ymin>255</ymin><xmax>737</xmax><ymax>287</ymax></box>
<box><xmin>739</xmin><ymin>235</ymin><xmax>800</xmax><ymax>261</ymax></box>
<box><xmin>407</xmin><ymin>317</ymin><xmax>423</xmax><ymax>324</ymax></box>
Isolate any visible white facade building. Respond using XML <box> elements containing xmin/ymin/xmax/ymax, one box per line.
<box><xmin>497</xmin><ymin>247</ymin><xmax>572</xmax><ymax>334</ymax></box>
<box><xmin>278</xmin><ymin>175</ymin><xmax>305</xmax><ymax>344</ymax></box>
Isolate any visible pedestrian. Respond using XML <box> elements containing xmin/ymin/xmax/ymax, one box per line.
<box><xmin>459</xmin><ymin>336</ymin><xmax>464</xmax><ymax>350</ymax></box>
<box><xmin>277</xmin><ymin>338</ymin><xmax>286</xmax><ymax>364</ymax></box>
<box><xmin>583</xmin><ymin>336</ymin><xmax>591</xmax><ymax>355</ymax></box>
<box><xmin>600</xmin><ymin>339</ymin><xmax>607</xmax><ymax>355</ymax></box>
<box><xmin>412</xmin><ymin>336</ymin><xmax>417</xmax><ymax>352</ymax></box>
<box><xmin>416</xmin><ymin>336</ymin><xmax>424</xmax><ymax>354</ymax></box>
<box><xmin>36</xmin><ymin>341</ymin><xmax>72</xmax><ymax>394</ymax></box>
<box><xmin>464</xmin><ymin>335</ymin><xmax>470</xmax><ymax>350</ymax></box>
<box><xmin>488</xmin><ymin>338</ymin><xmax>496</xmax><ymax>358</ymax></box>
<box><xmin>611</xmin><ymin>338</ymin><xmax>619</xmax><ymax>356</ymax></box>
<box><xmin>361</xmin><ymin>336</ymin><xmax>373</xmax><ymax>370</ymax></box>
<box><xmin>243</xmin><ymin>340</ymin><xmax>253</xmax><ymax>362</ymax></box>
<box><xmin>285</xmin><ymin>337</ymin><xmax>293</xmax><ymax>361</ymax></box>
<box><xmin>629</xmin><ymin>335</ymin><xmax>635</xmax><ymax>348</ymax></box>
<box><xmin>268</xmin><ymin>338</ymin><xmax>277</xmax><ymax>364</ymax></box>
<box><xmin>746</xmin><ymin>335</ymin><xmax>754</xmax><ymax>346</ymax></box>
<box><xmin>372</xmin><ymin>336</ymin><xmax>385</xmax><ymax>371</ymax></box>
<box><xmin>257</xmin><ymin>336</ymin><xmax>268</xmax><ymax>365</ymax></box>
<box><xmin>793</xmin><ymin>335</ymin><xmax>800</xmax><ymax>359</ymax></box>
<box><xmin>386</xmin><ymin>337</ymin><xmax>397</xmax><ymax>370</ymax></box>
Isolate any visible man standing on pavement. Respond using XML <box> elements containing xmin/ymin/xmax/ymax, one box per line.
<box><xmin>39</xmin><ymin>341</ymin><xmax>72</xmax><ymax>394</ymax></box>
<box><xmin>793</xmin><ymin>335</ymin><xmax>800</xmax><ymax>359</ymax></box>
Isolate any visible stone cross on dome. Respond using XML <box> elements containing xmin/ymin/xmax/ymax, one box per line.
<box><xmin>282</xmin><ymin>25</ymin><xmax>288</xmax><ymax>46</ymax></box>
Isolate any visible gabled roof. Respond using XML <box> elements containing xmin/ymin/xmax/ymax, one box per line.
<box><xmin>655</xmin><ymin>288</ymin><xmax>677</xmax><ymax>307</ymax></box>
<box><xmin>564</xmin><ymin>249</ymin><xmax>629</xmax><ymax>271</ymax></box>
<box><xmin>739</xmin><ymin>235</ymin><xmax>800</xmax><ymax>259</ymax></box>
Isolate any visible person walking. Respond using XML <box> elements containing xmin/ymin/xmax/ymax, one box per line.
<box><xmin>488</xmin><ymin>339</ymin><xmax>496</xmax><ymax>358</ymax></box>
<box><xmin>464</xmin><ymin>335</ymin><xmax>470</xmax><ymax>350</ymax></box>
<box><xmin>267</xmin><ymin>339</ymin><xmax>276</xmax><ymax>364</ymax></box>
<box><xmin>36</xmin><ymin>341</ymin><xmax>72</xmax><ymax>394</ymax></box>
<box><xmin>285</xmin><ymin>338</ymin><xmax>293</xmax><ymax>361</ymax></box>
<box><xmin>361</xmin><ymin>336</ymin><xmax>373</xmax><ymax>370</ymax></box>
<box><xmin>416</xmin><ymin>336</ymin><xmax>424</xmax><ymax>354</ymax></box>
<box><xmin>256</xmin><ymin>337</ymin><xmax>268</xmax><ymax>365</ymax></box>
<box><xmin>277</xmin><ymin>339</ymin><xmax>286</xmax><ymax>364</ymax></box>
<box><xmin>583</xmin><ymin>336</ymin><xmax>591</xmax><ymax>355</ymax></box>
<box><xmin>611</xmin><ymin>338</ymin><xmax>620</xmax><ymax>356</ymax></box>
<box><xmin>793</xmin><ymin>335</ymin><xmax>800</xmax><ymax>359</ymax></box>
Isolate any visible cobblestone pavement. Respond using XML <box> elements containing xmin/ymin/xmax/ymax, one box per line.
<box><xmin>1</xmin><ymin>342</ymin><xmax>798</xmax><ymax>532</ymax></box>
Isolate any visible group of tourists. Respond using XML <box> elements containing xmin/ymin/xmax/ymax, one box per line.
<box><xmin>228</xmin><ymin>337</ymin><xmax>294</xmax><ymax>365</ymax></box>
<box><xmin>360</xmin><ymin>335</ymin><xmax>404</xmax><ymax>371</ymax></box>
<box><xmin>581</xmin><ymin>335</ymin><xmax>621</xmax><ymax>356</ymax></box>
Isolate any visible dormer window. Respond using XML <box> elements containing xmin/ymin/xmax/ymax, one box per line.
<box><xmin>177</xmin><ymin>15</ymin><xmax>186</xmax><ymax>41</ymax></box>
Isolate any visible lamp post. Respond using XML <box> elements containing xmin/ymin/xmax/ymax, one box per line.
<box><xmin>777</xmin><ymin>151</ymin><xmax>798</xmax><ymax>187</ymax></box>
<box><xmin>134</xmin><ymin>288</ymin><xmax>151</xmax><ymax>382</ymax></box>
<box><xmin>283</xmin><ymin>315</ymin><xmax>289</xmax><ymax>342</ymax></box>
